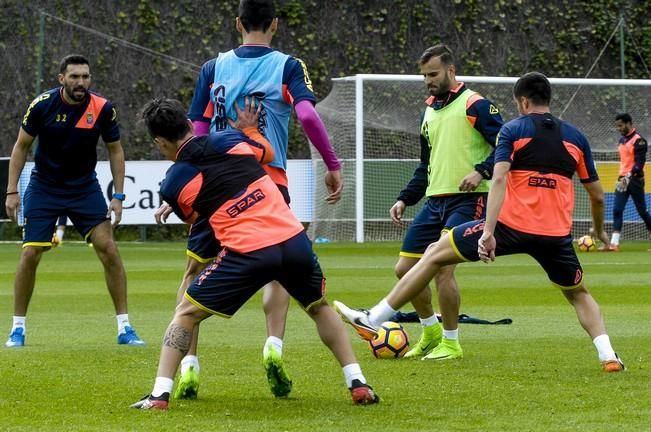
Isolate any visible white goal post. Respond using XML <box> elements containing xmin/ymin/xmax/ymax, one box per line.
<box><xmin>310</xmin><ymin>74</ymin><xmax>651</xmax><ymax>243</ymax></box>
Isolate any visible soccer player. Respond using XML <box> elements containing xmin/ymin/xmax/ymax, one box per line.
<box><xmin>131</xmin><ymin>98</ymin><xmax>378</xmax><ymax>410</ymax></box>
<box><xmin>159</xmin><ymin>0</ymin><xmax>343</xmax><ymax>399</ymax></box>
<box><xmin>4</xmin><ymin>54</ymin><xmax>144</xmax><ymax>348</ymax></box>
<box><xmin>599</xmin><ymin>113</ymin><xmax>651</xmax><ymax>251</ymax></box>
<box><xmin>360</xmin><ymin>44</ymin><xmax>503</xmax><ymax>360</ymax></box>
<box><xmin>335</xmin><ymin>72</ymin><xmax>624</xmax><ymax>373</ymax></box>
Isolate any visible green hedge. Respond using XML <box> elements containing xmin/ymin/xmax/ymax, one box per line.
<box><xmin>1</xmin><ymin>0</ymin><xmax>649</xmax><ymax>160</ymax></box>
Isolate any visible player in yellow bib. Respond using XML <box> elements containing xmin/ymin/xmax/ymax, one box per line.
<box><xmin>338</xmin><ymin>44</ymin><xmax>503</xmax><ymax>360</ymax></box>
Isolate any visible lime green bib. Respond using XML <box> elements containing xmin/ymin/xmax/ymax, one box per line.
<box><xmin>421</xmin><ymin>89</ymin><xmax>492</xmax><ymax>196</ymax></box>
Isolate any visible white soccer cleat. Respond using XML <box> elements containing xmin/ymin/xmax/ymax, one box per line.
<box><xmin>333</xmin><ymin>300</ymin><xmax>378</xmax><ymax>341</ymax></box>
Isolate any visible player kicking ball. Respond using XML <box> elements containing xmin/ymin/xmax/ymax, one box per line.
<box><xmin>130</xmin><ymin>98</ymin><xmax>378</xmax><ymax>410</ymax></box>
<box><xmin>335</xmin><ymin>72</ymin><xmax>624</xmax><ymax>373</ymax></box>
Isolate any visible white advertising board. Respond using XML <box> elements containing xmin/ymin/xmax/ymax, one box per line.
<box><xmin>18</xmin><ymin>160</ymin><xmax>313</xmax><ymax>224</ymax></box>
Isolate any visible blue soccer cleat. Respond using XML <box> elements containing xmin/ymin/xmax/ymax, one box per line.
<box><xmin>117</xmin><ymin>326</ymin><xmax>145</xmax><ymax>346</ymax></box>
<box><xmin>5</xmin><ymin>328</ymin><xmax>25</xmax><ymax>348</ymax></box>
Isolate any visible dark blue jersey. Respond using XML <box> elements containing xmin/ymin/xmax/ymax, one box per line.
<box><xmin>21</xmin><ymin>87</ymin><xmax>120</xmax><ymax>188</ymax></box>
<box><xmin>495</xmin><ymin>112</ymin><xmax>598</xmax><ymax>236</ymax></box>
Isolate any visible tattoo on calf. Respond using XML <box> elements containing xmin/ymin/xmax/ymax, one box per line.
<box><xmin>163</xmin><ymin>323</ymin><xmax>192</xmax><ymax>354</ymax></box>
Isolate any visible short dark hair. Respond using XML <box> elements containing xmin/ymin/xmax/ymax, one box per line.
<box><xmin>140</xmin><ymin>98</ymin><xmax>190</xmax><ymax>141</ymax></box>
<box><xmin>59</xmin><ymin>54</ymin><xmax>89</xmax><ymax>74</ymax></box>
<box><xmin>513</xmin><ymin>72</ymin><xmax>551</xmax><ymax>106</ymax></box>
<box><xmin>419</xmin><ymin>44</ymin><xmax>454</xmax><ymax>66</ymax></box>
<box><xmin>615</xmin><ymin>112</ymin><xmax>632</xmax><ymax>124</ymax></box>
<box><xmin>239</xmin><ymin>0</ymin><xmax>275</xmax><ymax>32</ymax></box>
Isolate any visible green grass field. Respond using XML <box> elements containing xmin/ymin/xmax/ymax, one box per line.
<box><xmin>0</xmin><ymin>241</ymin><xmax>649</xmax><ymax>431</ymax></box>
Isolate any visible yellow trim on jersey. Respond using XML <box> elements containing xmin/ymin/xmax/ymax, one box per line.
<box><xmin>183</xmin><ymin>292</ymin><xmax>232</xmax><ymax>318</ymax></box>
<box><xmin>22</xmin><ymin>242</ymin><xmax>53</xmax><ymax>248</ymax></box>
<box><xmin>22</xmin><ymin>92</ymin><xmax>51</xmax><ymax>126</ymax></box>
<box><xmin>186</xmin><ymin>250</ymin><xmax>215</xmax><ymax>264</ymax></box>
<box><xmin>399</xmin><ymin>251</ymin><xmax>424</xmax><ymax>258</ymax></box>
<box><xmin>552</xmin><ymin>280</ymin><xmax>583</xmax><ymax>291</ymax></box>
<box><xmin>448</xmin><ymin>228</ymin><xmax>471</xmax><ymax>262</ymax></box>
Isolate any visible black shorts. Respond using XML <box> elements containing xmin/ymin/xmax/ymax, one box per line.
<box><xmin>450</xmin><ymin>220</ymin><xmax>584</xmax><ymax>289</ymax></box>
<box><xmin>185</xmin><ymin>232</ymin><xmax>325</xmax><ymax>317</ymax></box>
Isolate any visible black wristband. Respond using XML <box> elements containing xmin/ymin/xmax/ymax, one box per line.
<box><xmin>6</xmin><ymin>191</ymin><xmax>18</xmax><ymax>195</ymax></box>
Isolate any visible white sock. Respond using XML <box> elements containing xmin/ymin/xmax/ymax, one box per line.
<box><xmin>420</xmin><ymin>314</ymin><xmax>439</xmax><ymax>327</ymax></box>
<box><xmin>56</xmin><ymin>228</ymin><xmax>65</xmax><ymax>242</ymax></box>
<box><xmin>116</xmin><ymin>314</ymin><xmax>130</xmax><ymax>334</ymax></box>
<box><xmin>263</xmin><ymin>336</ymin><xmax>283</xmax><ymax>357</ymax></box>
<box><xmin>152</xmin><ymin>377</ymin><xmax>174</xmax><ymax>397</ymax></box>
<box><xmin>611</xmin><ymin>232</ymin><xmax>620</xmax><ymax>245</ymax></box>
<box><xmin>181</xmin><ymin>355</ymin><xmax>200</xmax><ymax>375</ymax></box>
<box><xmin>443</xmin><ymin>328</ymin><xmax>459</xmax><ymax>340</ymax></box>
<box><xmin>12</xmin><ymin>316</ymin><xmax>26</xmax><ymax>332</ymax></box>
<box><xmin>368</xmin><ymin>298</ymin><xmax>397</xmax><ymax>327</ymax></box>
<box><xmin>342</xmin><ymin>363</ymin><xmax>366</xmax><ymax>388</ymax></box>
<box><xmin>593</xmin><ymin>334</ymin><xmax>616</xmax><ymax>362</ymax></box>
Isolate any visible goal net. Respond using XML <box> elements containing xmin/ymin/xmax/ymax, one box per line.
<box><xmin>310</xmin><ymin>75</ymin><xmax>651</xmax><ymax>243</ymax></box>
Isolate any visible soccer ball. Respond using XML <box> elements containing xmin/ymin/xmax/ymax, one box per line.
<box><xmin>577</xmin><ymin>235</ymin><xmax>596</xmax><ymax>252</ymax></box>
<box><xmin>368</xmin><ymin>321</ymin><xmax>409</xmax><ymax>359</ymax></box>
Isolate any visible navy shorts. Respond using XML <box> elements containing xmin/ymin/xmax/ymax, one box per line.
<box><xmin>450</xmin><ymin>220</ymin><xmax>584</xmax><ymax>289</ymax></box>
<box><xmin>185</xmin><ymin>232</ymin><xmax>325</xmax><ymax>317</ymax></box>
<box><xmin>401</xmin><ymin>193</ymin><xmax>486</xmax><ymax>257</ymax></box>
<box><xmin>22</xmin><ymin>180</ymin><xmax>108</xmax><ymax>246</ymax></box>
<box><xmin>186</xmin><ymin>184</ymin><xmax>291</xmax><ymax>261</ymax></box>
<box><xmin>186</xmin><ymin>218</ymin><xmax>220</xmax><ymax>263</ymax></box>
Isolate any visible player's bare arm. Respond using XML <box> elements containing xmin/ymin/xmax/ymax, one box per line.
<box><xmin>106</xmin><ymin>140</ymin><xmax>125</xmax><ymax>226</ymax></box>
<box><xmin>5</xmin><ymin>128</ymin><xmax>35</xmax><ymax>222</ymax></box>
<box><xmin>583</xmin><ymin>180</ymin><xmax>610</xmax><ymax>246</ymax></box>
<box><xmin>478</xmin><ymin>161</ymin><xmax>510</xmax><ymax>262</ymax></box>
